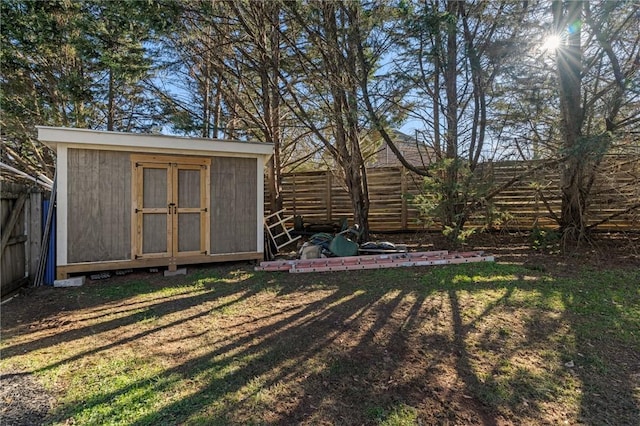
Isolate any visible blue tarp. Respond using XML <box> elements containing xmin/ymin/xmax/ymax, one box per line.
<box><xmin>42</xmin><ymin>200</ymin><xmax>56</xmax><ymax>285</ymax></box>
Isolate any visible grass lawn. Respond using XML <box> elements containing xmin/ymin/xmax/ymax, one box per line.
<box><xmin>1</xmin><ymin>259</ymin><xmax>639</xmax><ymax>425</ymax></box>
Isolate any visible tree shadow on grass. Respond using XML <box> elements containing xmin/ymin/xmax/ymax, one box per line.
<box><xmin>440</xmin><ymin>264</ymin><xmax>640</xmax><ymax>425</ymax></box>
<box><xmin>2</xmin><ymin>262</ymin><xmax>638</xmax><ymax>425</ymax></box>
<box><xmin>1</xmin><ymin>274</ymin><xmax>259</xmax><ymax>360</ymax></box>
<box><xmin>556</xmin><ymin>271</ymin><xmax>640</xmax><ymax>425</ymax></box>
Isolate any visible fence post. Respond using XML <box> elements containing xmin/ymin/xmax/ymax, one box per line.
<box><xmin>292</xmin><ymin>174</ymin><xmax>297</xmax><ymax>216</ymax></box>
<box><xmin>401</xmin><ymin>166</ymin><xmax>408</xmax><ymax>230</ymax></box>
<box><xmin>325</xmin><ymin>171</ymin><xmax>332</xmax><ymax>222</ymax></box>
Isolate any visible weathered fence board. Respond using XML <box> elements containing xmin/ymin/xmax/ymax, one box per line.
<box><xmin>274</xmin><ymin>156</ymin><xmax>640</xmax><ymax>232</ymax></box>
<box><xmin>1</xmin><ymin>183</ymin><xmax>43</xmax><ymax>296</ymax></box>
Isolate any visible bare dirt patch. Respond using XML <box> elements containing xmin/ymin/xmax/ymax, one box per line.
<box><xmin>372</xmin><ymin>229</ymin><xmax>640</xmax><ymax>271</ymax></box>
<box><xmin>0</xmin><ymin>370</ymin><xmax>53</xmax><ymax>426</ymax></box>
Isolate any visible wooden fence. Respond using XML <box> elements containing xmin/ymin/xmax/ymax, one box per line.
<box><xmin>277</xmin><ymin>156</ymin><xmax>640</xmax><ymax>232</ymax></box>
<box><xmin>1</xmin><ymin>183</ymin><xmax>43</xmax><ymax>297</ymax></box>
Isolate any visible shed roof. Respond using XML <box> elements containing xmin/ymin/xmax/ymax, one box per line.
<box><xmin>37</xmin><ymin>126</ymin><xmax>273</xmax><ymax>157</ymax></box>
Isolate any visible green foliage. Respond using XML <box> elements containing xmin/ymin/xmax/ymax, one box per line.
<box><xmin>0</xmin><ymin>0</ymin><xmax>174</xmax><ymax>176</ymax></box>
<box><xmin>530</xmin><ymin>226</ymin><xmax>561</xmax><ymax>252</ymax></box>
<box><xmin>563</xmin><ymin>132</ymin><xmax>614</xmax><ymax>161</ymax></box>
<box><xmin>413</xmin><ymin>159</ymin><xmax>509</xmax><ymax>244</ymax></box>
<box><xmin>380</xmin><ymin>404</ymin><xmax>419</xmax><ymax>425</ymax></box>
<box><xmin>1</xmin><ymin>0</ymin><xmax>85</xmax><ymax>175</ymax></box>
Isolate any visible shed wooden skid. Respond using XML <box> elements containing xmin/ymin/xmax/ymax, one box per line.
<box><xmin>37</xmin><ymin>126</ymin><xmax>273</xmax><ymax>279</ymax></box>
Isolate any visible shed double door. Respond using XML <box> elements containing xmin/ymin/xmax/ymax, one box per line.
<box><xmin>132</xmin><ymin>155</ymin><xmax>210</xmax><ymax>263</ymax></box>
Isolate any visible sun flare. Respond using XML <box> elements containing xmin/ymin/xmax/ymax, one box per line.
<box><xmin>542</xmin><ymin>35</ymin><xmax>561</xmax><ymax>51</ymax></box>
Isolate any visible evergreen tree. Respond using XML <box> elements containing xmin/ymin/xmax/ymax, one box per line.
<box><xmin>363</xmin><ymin>0</ymin><xmax>531</xmax><ymax>242</ymax></box>
<box><xmin>1</xmin><ymin>0</ymin><xmax>176</xmax><ymax>176</ymax></box>
<box><xmin>279</xmin><ymin>1</ymin><xmax>401</xmax><ymax>238</ymax></box>
<box><xmin>551</xmin><ymin>0</ymin><xmax>639</xmax><ymax>240</ymax></box>
<box><xmin>1</xmin><ymin>0</ymin><xmax>86</xmax><ymax>177</ymax></box>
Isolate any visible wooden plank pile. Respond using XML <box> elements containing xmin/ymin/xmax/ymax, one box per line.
<box><xmin>255</xmin><ymin>250</ymin><xmax>494</xmax><ymax>273</ymax></box>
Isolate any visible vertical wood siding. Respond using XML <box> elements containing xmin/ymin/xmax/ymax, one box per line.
<box><xmin>211</xmin><ymin>157</ymin><xmax>257</xmax><ymax>253</ymax></box>
<box><xmin>67</xmin><ymin>149</ymin><xmax>131</xmax><ymax>262</ymax></box>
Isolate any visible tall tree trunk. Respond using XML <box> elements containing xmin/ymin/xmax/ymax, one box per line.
<box><xmin>202</xmin><ymin>61</ymin><xmax>211</xmax><ymax>138</ymax></box>
<box><xmin>263</xmin><ymin>2</ymin><xmax>282</xmax><ymax>215</ymax></box>
<box><xmin>554</xmin><ymin>0</ymin><xmax>587</xmax><ymax>240</ymax></box>
<box><xmin>443</xmin><ymin>0</ymin><xmax>460</xmax><ymax>230</ymax></box>
<box><xmin>345</xmin><ymin>3</ymin><xmax>370</xmax><ymax>239</ymax></box>
<box><xmin>212</xmin><ymin>76</ymin><xmax>222</xmax><ymax>139</ymax></box>
<box><xmin>268</xmin><ymin>3</ymin><xmax>283</xmax><ymax>213</ymax></box>
<box><xmin>279</xmin><ymin>1</ymin><xmax>372</xmax><ymax>238</ymax></box>
<box><xmin>107</xmin><ymin>67</ymin><xmax>114</xmax><ymax>131</ymax></box>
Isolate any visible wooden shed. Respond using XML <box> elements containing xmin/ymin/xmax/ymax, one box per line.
<box><xmin>37</xmin><ymin>126</ymin><xmax>273</xmax><ymax>279</ymax></box>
